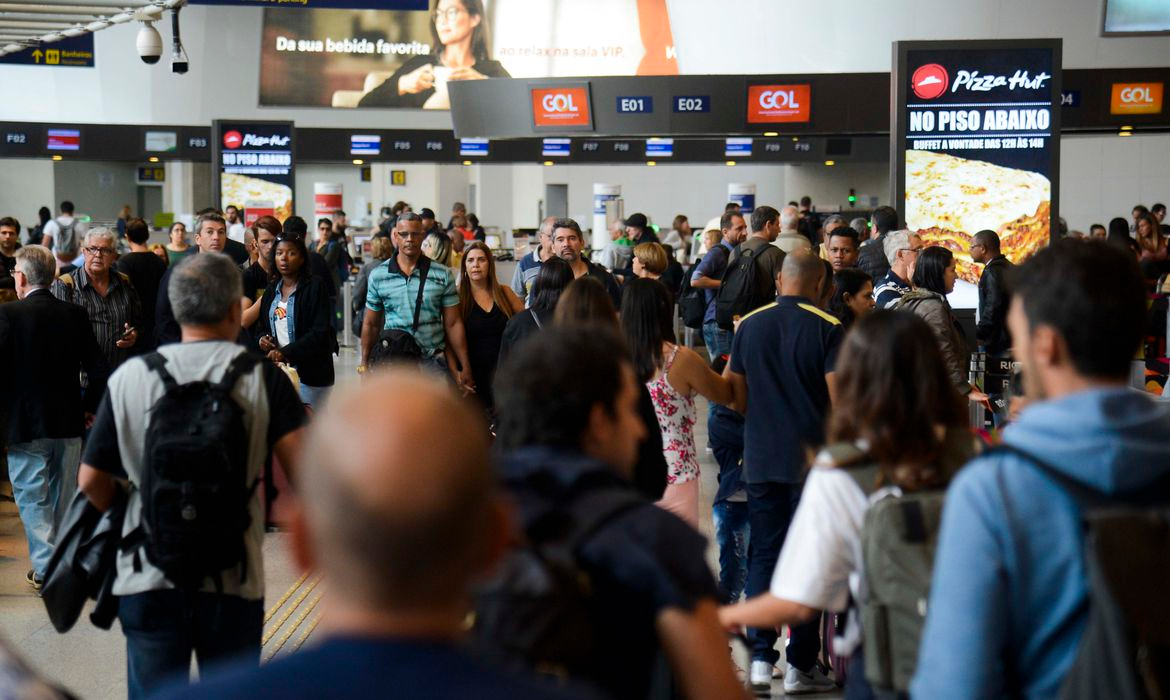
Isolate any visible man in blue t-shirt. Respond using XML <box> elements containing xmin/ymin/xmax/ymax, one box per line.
<box><xmin>160</xmin><ymin>372</ymin><xmax>594</xmax><ymax>700</ymax></box>
<box><xmin>691</xmin><ymin>211</ymin><xmax>747</xmax><ymax>357</ymax></box>
<box><xmin>724</xmin><ymin>249</ymin><xmax>843</xmax><ymax>696</ymax></box>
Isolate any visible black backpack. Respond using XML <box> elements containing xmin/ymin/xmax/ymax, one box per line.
<box><xmin>715</xmin><ymin>243</ymin><xmax>780</xmax><ymax>331</ymax></box>
<box><xmin>471</xmin><ymin>473</ymin><xmax>644</xmax><ymax>681</ymax></box>
<box><xmin>677</xmin><ymin>260</ymin><xmax>709</xmax><ymax>330</ymax></box>
<box><xmin>121</xmin><ymin>352</ymin><xmax>259</xmax><ymax>590</ymax></box>
<box><xmin>995</xmin><ymin>445</ymin><xmax>1170</xmax><ymax>700</ymax></box>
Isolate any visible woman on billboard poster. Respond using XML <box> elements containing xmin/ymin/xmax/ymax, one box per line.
<box><xmin>359</xmin><ymin>0</ymin><xmax>510</xmax><ymax>109</ymax></box>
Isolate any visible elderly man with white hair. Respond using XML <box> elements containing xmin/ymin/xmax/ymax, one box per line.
<box><xmin>51</xmin><ymin>226</ymin><xmax>142</xmax><ymax>369</ymax></box>
<box><xmin>873</xmin><ymin>229</ymin><xmax>924</xmax><ymax>309</ymax></box>
<box><xmin>773</xmin><ymin>205</ymin><xmax>813</xmax><ymax>254</ymax></box>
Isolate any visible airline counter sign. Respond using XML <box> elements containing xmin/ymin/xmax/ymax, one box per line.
<box><xmin>1111</xmin><ymin>83</ymin><xmax>1163</xmax><ymax>115</ymax></box>
<box><xmin>531</xmin><ymin>86</ymin><xmax>593</xmax><ymax>129</ymax></box>
<box><xmin>747</xmin><ymin>84</ymin><xmax>811</xmax><ymax>123</ymax></box>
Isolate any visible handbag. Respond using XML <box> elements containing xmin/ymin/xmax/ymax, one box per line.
<box><xmin>371</xmin><ymin>257</ymin><xmax>430</xmax><ymax>365</ymax></box>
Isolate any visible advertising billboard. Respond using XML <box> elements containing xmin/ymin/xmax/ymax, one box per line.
<box><xmin>892</xmin><ymin>40</ymin><xmax>1061</xmax><ymax>307</ymax></box>
<box><xmin>260</xmin><ymin>0</ymin><xmax>678</xmax><ymax>110</ymax></box>
<box><xmin>530</xmin><ymin>85</ymin><xmax>592</xmax><ymax>129</ymax></box>
<box><xmin>213</xmin><ymin>121</ymin><xmax>295</xmax><ymax>224</ymax></box>
<box><xmin>746</xmin><ymin>84</ymin><xmax>811</xmax><ymax>123</ymax></box>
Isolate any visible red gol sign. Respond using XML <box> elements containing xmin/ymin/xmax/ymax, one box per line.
<box><xmin>911</xmin><ymin>64</ymin><xmax>949</xmax><ymax>100</ymax></box>
<box><xmin>747</xmin><ymin>85</ymin><xmax>811</xmax><ymax>123</ymax></box>
<box><xmin>531</xmin><ymin>87</ymin><xmax>592</xmax><ymax>127</ymax></box>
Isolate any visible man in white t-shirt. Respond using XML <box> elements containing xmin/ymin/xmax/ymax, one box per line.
<box><xmin>224</xmin><ymin>205</ymin><xmax>247</xmax><ymax>243</ymax></box>
<box><xmin>40</xmin><ymin>200</ymin><xmax>80</xmax><ymax>268</ymax></box>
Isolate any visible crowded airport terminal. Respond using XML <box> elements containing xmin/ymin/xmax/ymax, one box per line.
<box><xmin>1</xmin><ymin>0</ymin><xmax>1169</xmax><ymax>698</ymax></box>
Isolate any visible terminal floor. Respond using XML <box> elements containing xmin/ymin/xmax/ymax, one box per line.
<box><xmin>0</xmin><ymin>345</ymin><xmax>841</xmax><ymax>699</ymax></box>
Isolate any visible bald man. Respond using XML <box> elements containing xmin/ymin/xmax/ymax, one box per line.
<box><xmin>723</xmin><ymin>249</ymin><xmax>843</xmax><ymax>694</ymax></box>
<box><xmin>164</xmin><ymin>372</ymin><xmax>593</xmax><ymax>700</ymax></box>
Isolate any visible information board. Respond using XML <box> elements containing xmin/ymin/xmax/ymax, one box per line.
<box><xmin>892</xmin><ymin>39</ymin><xmax>1061</xmax><ymax>303</ymax></box>
<box><xmin>213</xmin><ymin>121</ymin><xmax>295</xmax><ymax>224</ymax></box>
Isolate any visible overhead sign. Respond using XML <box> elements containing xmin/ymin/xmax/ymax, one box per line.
<box><xmin>541</xmin><ymin>138</ymin><xmax>571</xmax><ymax>157</ymax></box>
<box><xmin>459</xmin><ymin>138</ymin><xmax>489</xmax><ymax>157</ymax></box>
<box><xmin>47</xmin><ymin>129</ymin><xmax>80</xmax><ymax>151</ymax></box>
<box><xmin>192</xmin><ymin>0</ymin><xmax>425</xmax><ymax>8</ymax></box>
<box><xmin>747</xmin><ymin>84</ymin><xmax>811</xmax><ymax>123</ymax></box>
<box><xmin>0</xmin><ymin>35</ymin><xmax>94</xmax><ymax>68</ymax></box>
<box><xmin>145</xmin><ymin>131</ymin><xmax>178</xmax><ymax>153</ymax></box>
<box><xmin>726</xmin><ymin>137</ymin><xmax>753</xmax><ymax>157</ymax></box>
<box><xmin>531</xmin><ymin>86</ymin><xmax>593</xmax><ymax>129</ymax></box>
<box><xmin>673</xmin><ymin>95</ymin><xmax>710</xmax><ymax>113</ymax></box>
<box><xmin>137</xmin><ymin>166</ymin><xmax>165</xmax><ymax>184</ymax></box>
<box><xmin>893</xmin><ymin>39</ymin><xmax>1061</xmax><ymax>308</ymax></box>
<box><xmin>1111</xmin><ymin>82</ymin><xmax>1163</xmax><ymax>114</ymax></box>
<box><xmin>645</xmin><ymin>138</ymin><xmax>673</xmax><ymax>158</ymax></box>
<box><xmin>213</xmin><ymin>120</ymin><xmax>295</xmax><ymax>224</ymax></box>
<box><xmin>617</xmin><ymin>96</ymin><xmax>653</xmax><ymax>114</ymax></box>
<box><xmin>349</xmin><ymin>134</ymin><xmax>380</xmax><ymax>155</ymax></box>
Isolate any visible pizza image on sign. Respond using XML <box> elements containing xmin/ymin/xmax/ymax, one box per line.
<box><xmin>222</xmin><ymin>173</ymin><xmax>293</xmax><ymax>223</ymax></box>
<box><xmin>905</xmin><ymin>149</ymin><xmax>1050</xmax><ymax>284</ymax></box>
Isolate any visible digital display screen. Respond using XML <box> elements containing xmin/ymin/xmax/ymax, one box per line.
<box><xmin>725</xmin><ymin>137</ymin><xmax>752</xmax><ymax>157</ymax></box>
<box><xmin>542</xmin><ymin>138</ymin><xmax>571</xmax><ymax>157</ymax></box>
<box><xmin>645</xmin><ymin>138</ymin><xmax>673</xmax><ymax>158</ymax></box>
<box><xmin>350</xmin><ymin>134</ymin><xmax>381</xmax><ymax>155</ymax></box>
<box><xmin>144</xmin><ymin>131</ymin><xmax>178</xmax><ymax>153</ymax></box>
<box><xmin>47</xmin><ymin>129</ymin><xmax>80</xmax><ymax>151</ymax></box>
<box><xmin>214</xmin><ymin>121</ymin><xmax>295</xmax><ymax>224</ymax></box>
<box><xmin>1103</xmin><ymin>0</ymin><xmax>1170</xmax><ymax>34</ymax></box>
<box><xmin>895</xmin><ymin>40</ymin><xmax>1060</xmax><ymax>309</ymax></box>
<box><xmin>459</xmin><ymin>138</ymin><xmax>489</xmax><ymax>157</ymax></box>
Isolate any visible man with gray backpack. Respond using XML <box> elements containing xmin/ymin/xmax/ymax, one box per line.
<box><xmin>914</xmin><ymin>240</ymin><xmax>1170</xmax><ymax>699</ymax></box>
<box><xmin>41</xmin><ymin>200</ymin><xmax>81</xmax><ymax>270</ymax></box>
<box><xmin>77</xmin><ymin>252</ymin><xmax>306</xmax><ymax>699</ymax></box>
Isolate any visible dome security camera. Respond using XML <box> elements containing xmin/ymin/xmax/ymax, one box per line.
<box><xmin>136</xmin><ymin>22</ymin><xmax>162</xmax><ymax>64</ymax></box>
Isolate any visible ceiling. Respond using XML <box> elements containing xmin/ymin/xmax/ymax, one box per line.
<box><xmin>0</xmin><ymin>0</ymin><xmax>185</xmax><ymax>57</ymax></box>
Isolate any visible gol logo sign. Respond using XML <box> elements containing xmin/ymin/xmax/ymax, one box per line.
<box><xmin>1111</xmin><ymin>83</ymin><xmax>1163</xmax><ymax>115</ymax></box>
<box><xmin>532</xmin><ymin>87</ymin><xmax>591</xmax><ymax>127</ymax></box>
<box><xmin>747</xmin><ymin>85</ymin><xmax>811</xmax><ymax>123</ymax></box>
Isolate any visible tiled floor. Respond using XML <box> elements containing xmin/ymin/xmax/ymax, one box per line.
<box><xmin>0</xmin><ymin>344</ymin><xmax>841</xmax><ymax>699</ymax></box>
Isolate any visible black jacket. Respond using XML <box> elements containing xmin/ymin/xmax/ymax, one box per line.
<box><xmin>42</xmin><ymin>489</ymin><xmax>127</xmax><ymax>632</ymax></box>
<box><xmin>976</xmin><ymin>255</ymin><xmax>1013</xmax><ymax>355</ymax></box>
<box><xmin>258</xmin><ymin>274</ymin><xmax>338</xmax><ymax>388</ymax></box>
<box><xmin>857</xmin><ymin>233</ymin><xmax>891</xmax><ymax>282</ymax></box>
<box><xmin>0</xmin><ymin>289</ymin><xmax>108</xmax><ymax>444</ymax></box>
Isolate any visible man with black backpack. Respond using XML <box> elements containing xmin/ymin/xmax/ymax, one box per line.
<box><xmin>914</xmin><ymin>240</ymin><xmax>1170</xmax><ymax>699</ymax></box>
<box><xmin>715</xmin><ymin>206</ymin><xmax>786</xmax><ymax>331</ymax></box>
<box><xmin>488</xmin><ymin>325</ymin><xmax>745</xmax><ymax>700</ymax></box>
<box><xmin>78</xmin><ymin>252</ymin><xmax>306</xmax><ymax>700</ymax></box>
<box><xmin>688</xmin><ymin>210</ymin><xmax>747</xmax><ymax>356</ymax></box>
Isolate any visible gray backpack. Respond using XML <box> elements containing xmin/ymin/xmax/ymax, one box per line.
<box><xmin>55</xmin><ymin>218</ymin><xmax>79</xmax><ymax>258</ymax></box>
<box><xmin>834</xmin><ymin>444</ymin><xmax>945</xmax><ymax>698</ymax></box>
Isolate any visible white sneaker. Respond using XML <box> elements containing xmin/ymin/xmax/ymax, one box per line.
<box><xmin>783</xmin><ymin>663</ymin><xmax>836</xmax><ymax>694</ymax></box>
<box><xmin>749</xmin><ymin>660</ymin><xmax>773</xmax><ymax>695</ymax></box>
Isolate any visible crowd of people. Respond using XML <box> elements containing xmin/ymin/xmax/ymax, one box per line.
<box><xmin>0</xmin><ymin>195</ymin><xmax>1168</xmax><ymax>700</ymax></box>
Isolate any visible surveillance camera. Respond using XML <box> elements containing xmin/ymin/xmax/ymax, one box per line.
<box><xmin>136</xmin><ymin>23</ymin><xmax>162</xmax><ymax>64</ymax></box>
<box><xmin>172</xmin><ymin>58</ymin><xmax>188</xmax><ymax>74</ymax></box>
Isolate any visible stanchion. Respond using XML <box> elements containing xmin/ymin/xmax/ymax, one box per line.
<box><xmin>341</xmin><ymin>280</ymin><xmax>354</xmax><ymax>348</ymax></box>
<box><xmin>969</xmin><ymin>351</ymin><xmax>986</xmax><ymax>430</ymax></box>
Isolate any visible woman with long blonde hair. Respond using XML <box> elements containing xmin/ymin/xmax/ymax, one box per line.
<box><xmin>458</xmin><ymin>241</ymin><xmax>523</xmax><ymax>412</ymax></box>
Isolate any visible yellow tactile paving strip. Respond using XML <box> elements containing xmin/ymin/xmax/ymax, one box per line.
<box><xmin>262</xmin><ymin>572</ymin><xmax>322</xmax><ymax>663</ymax></box>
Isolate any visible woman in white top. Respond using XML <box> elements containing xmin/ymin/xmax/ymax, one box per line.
<box><xmin>718</xmin><ymin>310</ymin><xmax>974</xmax><ymax>695</ymax></box>
<box><xmin>620</xmin><ymin>278</ymin><xmax>733</xmax><ymax>527</ymax></box>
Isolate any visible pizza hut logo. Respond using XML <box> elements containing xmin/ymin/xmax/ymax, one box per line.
<box><xmin>912</xmin><ymin>64</ymin><xmax>949</xmax><ymax>100</ymax></box>
<box><xmin>242</xmin><ymin>133</ymin><xmax>291</xmax><ymax>148</ymax></box>
<box><xmin>222</xmin><ymin>130</ymin><xmax>243</xmax><ymax>149</ymax></box>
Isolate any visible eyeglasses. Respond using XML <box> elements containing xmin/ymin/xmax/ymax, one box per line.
<box><xmin>432</xmin><ymin>6</ymin><xmax>466</xmax><ymax>23</ymax></box>
<box><xmin>84</xmin><ymin>246</ymin><xmax>116</xmax><ymax>256</ymax></box>
<box><xmin>275</xmin><ymin>234</ymin><xmax>303</xmax><ymax>243</ymax></box>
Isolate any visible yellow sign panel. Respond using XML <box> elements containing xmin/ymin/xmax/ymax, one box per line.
<box><xmin>390</xmin><ymin>170</ymin><xmax>406</xmax><ymax>186</ymax></box>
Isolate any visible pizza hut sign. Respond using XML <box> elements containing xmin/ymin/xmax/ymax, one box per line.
<box><xmin>912</xmin><ymin>64</ymin><xmax>1052</xmax><ymax>100</ymax></box>
<box><xmin>222</xmin><ymin>130</ymin><xmax>291</xmax><ymax>149</ymax></box>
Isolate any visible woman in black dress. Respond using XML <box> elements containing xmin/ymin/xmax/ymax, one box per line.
<box><xmin>498</xmin><ymin>256</ymin><xmax>572</xmax><ymax>366</ymax></box>
<box><xmin>358</xmin><ymin>0</ymin><xmax>511</xmax><ymax>109</ymax></box>
<box><xmin>458</xmin><ymin>241</ymin><xmax>523</xmax><ymax>412</ymax></box>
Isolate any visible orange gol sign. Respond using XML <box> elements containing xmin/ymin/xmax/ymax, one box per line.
<box><xmin>531</xmin><ymin>87</ymin><xmax>592</xmax><ymax>127</ymax></box>
<box><xmin>747</xmin><ymin>84</ymin><xmax>812</xmax><ymax>123</ymax></box>
<box><xmin>1111</xmin><ymin>83</ymin><xmax>1163</xmax><ymax>115</ymax></box>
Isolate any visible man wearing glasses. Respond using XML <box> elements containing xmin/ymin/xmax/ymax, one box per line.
<box><xmin>874</xmin><ymin>229</ymin><xmax>923</xmax><ymax>310</ymax></box>
<box><xmin>51</xmin><ymin>227</ymin><xmax>141</xmax><ymax>369</ymax></box>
